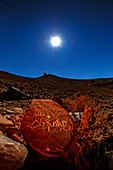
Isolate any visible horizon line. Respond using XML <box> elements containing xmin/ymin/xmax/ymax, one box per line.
<box><xmin>0</xmin><ymin>70</ymin><xmax>113</xmax><ymax>80</ymax></box>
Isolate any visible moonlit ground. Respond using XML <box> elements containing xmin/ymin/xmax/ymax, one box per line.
<box><xmin>50</xmin><ymin>36</ymin><xmax>61</xmax><ymax>47</ymax></box>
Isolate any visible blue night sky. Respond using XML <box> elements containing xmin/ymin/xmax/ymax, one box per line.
<box><xmin>0</xmin><ymin>0</ymin><xmax>113</xmax><ymax>79</ymax></box>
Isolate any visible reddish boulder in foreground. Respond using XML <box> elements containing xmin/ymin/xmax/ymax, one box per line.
<box><xmin>21</xmin><ymin>99</ymin><xmax>77</xmax><ymax>157</ymax></box>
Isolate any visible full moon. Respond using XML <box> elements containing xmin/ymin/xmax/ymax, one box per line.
<box><xmin>50</xmin><ymin>36</ymin><xmax>61</xmax><ymax>47</ymax></box>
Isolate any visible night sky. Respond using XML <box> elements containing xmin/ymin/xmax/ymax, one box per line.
<box><xmin>0</xmin><ymin>0</ymin><xmax>113</xmax><ymax>79</ymax></box>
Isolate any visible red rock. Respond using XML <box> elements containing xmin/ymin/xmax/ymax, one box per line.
<box><xmin>21</xmin><ymin>99</ymin><xmax>77</xmax><ymax>157</ymax></box>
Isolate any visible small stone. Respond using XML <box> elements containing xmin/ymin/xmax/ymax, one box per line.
<box><xmin>15</xmin><ymin>115</ymin><xmax>20</xmax><ymax>121</ymax></box>
<box><xmin>13</xmin><ymin>108</ymin><xmax>23</xmax><ymax>114</ymax></box>
<box><xmin>1</xmin><ymin>109</ymin><xmax>7</xmax><ymax>115</ymax></box>
<box><xmin>0</xmin><ymin>131</ymin><xmax>3</xmax><ymax>135</ymax></box>
<box><xmin>6</xmin><ymin>110</ymin><xmax>15</xmax><ymax>114</ymax></box>
<box><xmin>4</xmin><ymin>115</ymin><xmax>10</xmax><ymax>119</ymax></box>
<box><xmin>12</xmin><ymin>133</ymin><xmax>24</xmax><ymax>144</ymax></box>
<box><xmin>0</xmin><ymin>134</ymin><xmax>28</xmax><ymax>170</ymax></box>
<box><xmin>69</xmin><ymin>112</ymin><xmax>83</xmax><ymax>122</ymax></box>
<box><xmin>0</xmin><ymin>114</ymin><xmax>13</xmax><ymax>131</ymax></box>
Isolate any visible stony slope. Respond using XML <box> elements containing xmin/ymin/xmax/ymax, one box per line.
<box><xmin>0</xmin><ymin>71</ymin><xmax>113</xmax><ymax>169</ymax></box>
<box><xmin>0</xmin><ymin>71</ymin><xmax>113</xmax><ymax>99</ymax></box>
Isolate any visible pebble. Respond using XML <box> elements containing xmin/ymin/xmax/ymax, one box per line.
<box><xmin>13</xmin><ymin>108</ymin><xmax>23</xmax><ymax>114</ymax></box>
<box><xmin>15</xmin><ymin>115</ymin><xmax>20</xmax><ymax>121</ymax></box>
<box><xmin>0</xmin><ymin>131</ymin><xmax>3</xmax><ymax>135</ymax></box>
<box><xmin>6</xmin><ymin>109</ymin><xmax>15</xmax><ymax>114</ymax></box>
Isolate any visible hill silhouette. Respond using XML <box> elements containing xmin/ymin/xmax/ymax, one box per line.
<box><xmin>0</xmin><ymin>71</ymin><xmax>113</xmax><ymax>100</ymax></box>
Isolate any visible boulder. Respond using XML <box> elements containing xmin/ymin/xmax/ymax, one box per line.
<box><xmin>0</xmin><ymin>134</ymin><xmax>28</xmax><ymax>170</ymax></box>
<box><xmin>21</xmin><ymin>99</ymin><xmax>77</xmax><ymax>157</ymax></box>
<box><xmin>0</xmin><ymin>114</ymin><xmax>13</xmax><ymax>131</ymax></box>
<box><xmin>2</xmin><ymin>86</ymin><xmax>30</xmax><ymax>101</ymax></box>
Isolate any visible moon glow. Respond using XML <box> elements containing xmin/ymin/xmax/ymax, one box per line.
<box><xmin>50</xmin><ymin>36</ymin><xmax>61</xmax><ymax>47</ymax></box>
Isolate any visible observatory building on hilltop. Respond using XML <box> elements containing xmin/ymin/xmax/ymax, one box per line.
<box><xmin>43</xmin><ymin>72</ymin><xmax>47</xmax><ymax>76</ymax></box>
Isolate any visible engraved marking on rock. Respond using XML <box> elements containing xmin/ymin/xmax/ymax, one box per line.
<box><xmin>27</xmin><ymin>118</ymin><xmax>71</xmax><ymax>132</ymax></box>
<box><xmin>27</xmin><ymin>104</ymin><xmax>71</xmax><ymax>132</ymax></box>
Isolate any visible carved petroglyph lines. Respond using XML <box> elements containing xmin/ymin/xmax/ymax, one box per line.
<box><xmin>33</xmin><ymin>105</ymin><xmax>55</xmax><ymax>118</ymax></box>
<box><xmin>27</xmin><ymin>118</ymin><xmax>71</xmax><ymax>132</ymax></box>
<box><xmin>27</xmin><ymin>104</ymin><xmax>71</xmax><ymax>132</ymax></box>
<box><xmin>52</xmin><ymin>119</ymin><xmax>71</xmax><ymax>131</ymax></box>
<box><xmin>33</xmin><ymin>105</ymin><xmax>45</xmax><ymax>117</ymax></box>
<box><xmin>27</xmin><ymin>119</ymin><xmax>44</xmax><ymax>130</ymax></box>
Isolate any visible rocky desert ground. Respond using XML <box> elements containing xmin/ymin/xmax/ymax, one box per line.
<box><xmin>0</xmin><ymin>71</ymin><xmax>113</xmax><ymax>170</ymax></box>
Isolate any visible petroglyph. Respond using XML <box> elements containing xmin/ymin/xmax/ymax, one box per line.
<box><xmin>27</xmin><ymin>103</ymin><xmax>71</xmax><ymax>132</ymax></box>
<box><xmin>27</xmin><ymin>117</ymin><xmax>71</xmax><ymax>132</ymax></box>
<box><xmin>22</xmin><ymin>100</ymin><xmax>77</xmax><ymax>157</ymax></box>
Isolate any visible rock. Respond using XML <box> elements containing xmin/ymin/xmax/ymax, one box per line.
<box><xmin>4</xmin><ymin>115</ymin><xmax>12</xmax><ymax>121</ymax></box>
<box><xmin>69</xmin><ymin>112</ymin><xmax>83</xmax><ymax>122</ymax></box>
<box><xmin>3</xmin><ymin>86</ymin><xmax>31</xmax><ymax>101</ymax></box>
<box><xmin>6</xmin><ymin>110</ymin><xmax>15</xmax><ymax>114</ymax></box>
<box><xmin>7</xmin><ymin>127</ymin><xmax>17</xmax><ymax>136</ymax></box>
<box><xmin>4</xmin><ymin>115</ymin><xmax>14</xmax><ymax>122</ymax></box>
<box><xmin>11</xmin><ymin>134</ymin><xmax>25</xmax><ymax>144</ymax></box>
<box><xmin>4</xmin><ymin>115</ymin><xmax>10</xmax><ymax>119</ymax></box>
<box><xmin>0</xmin><ymin>114</ymin><xmax>13</xmax><ymax>131</ymax></box>
<box><xmin>1</xmin><ymin>109</ymin><xmax>7</xmax><ymax>115</ymax></box>
<box><xmin>15</xmin><ymin>115</ymin><xmax>20</xmax><ymax>121</ymax></box>
<box><xmin>13</xmin><ymin>107</ymin><xmax>23</xmax><ymax>114</ymax></box>
<box><xmin>0</xmin><ymin>131</ymin><xmax>3</xmax><ymax>135</ymax></box>
<box><xmin>0</xmin><ymin>134</ymin><xmax>28</xmax><ymax>170</ymax></box>
<box><xmin>21</xmin><ymin>99</ymin><xmax>77</xmax><ymax>157</ymax></box>
<box><xmin>7</xmin><ymin>128</ymin><xmax>26</xmax><ymax>145</ymax></box>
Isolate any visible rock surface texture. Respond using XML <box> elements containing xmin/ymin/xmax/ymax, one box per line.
<box><xmin>0</xmin><ymin>114</ymin><xmax>13</xmax><ymax>131</ymax></box>
<box><xmin>21</xmin><ymin>99</ymin><xmax>77</xmax><ymax>157</ymax></box>
<box><xmin>0</xmin><ymin>134</ymin><xmax>28</xmax><ymax>170</ymax></box>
